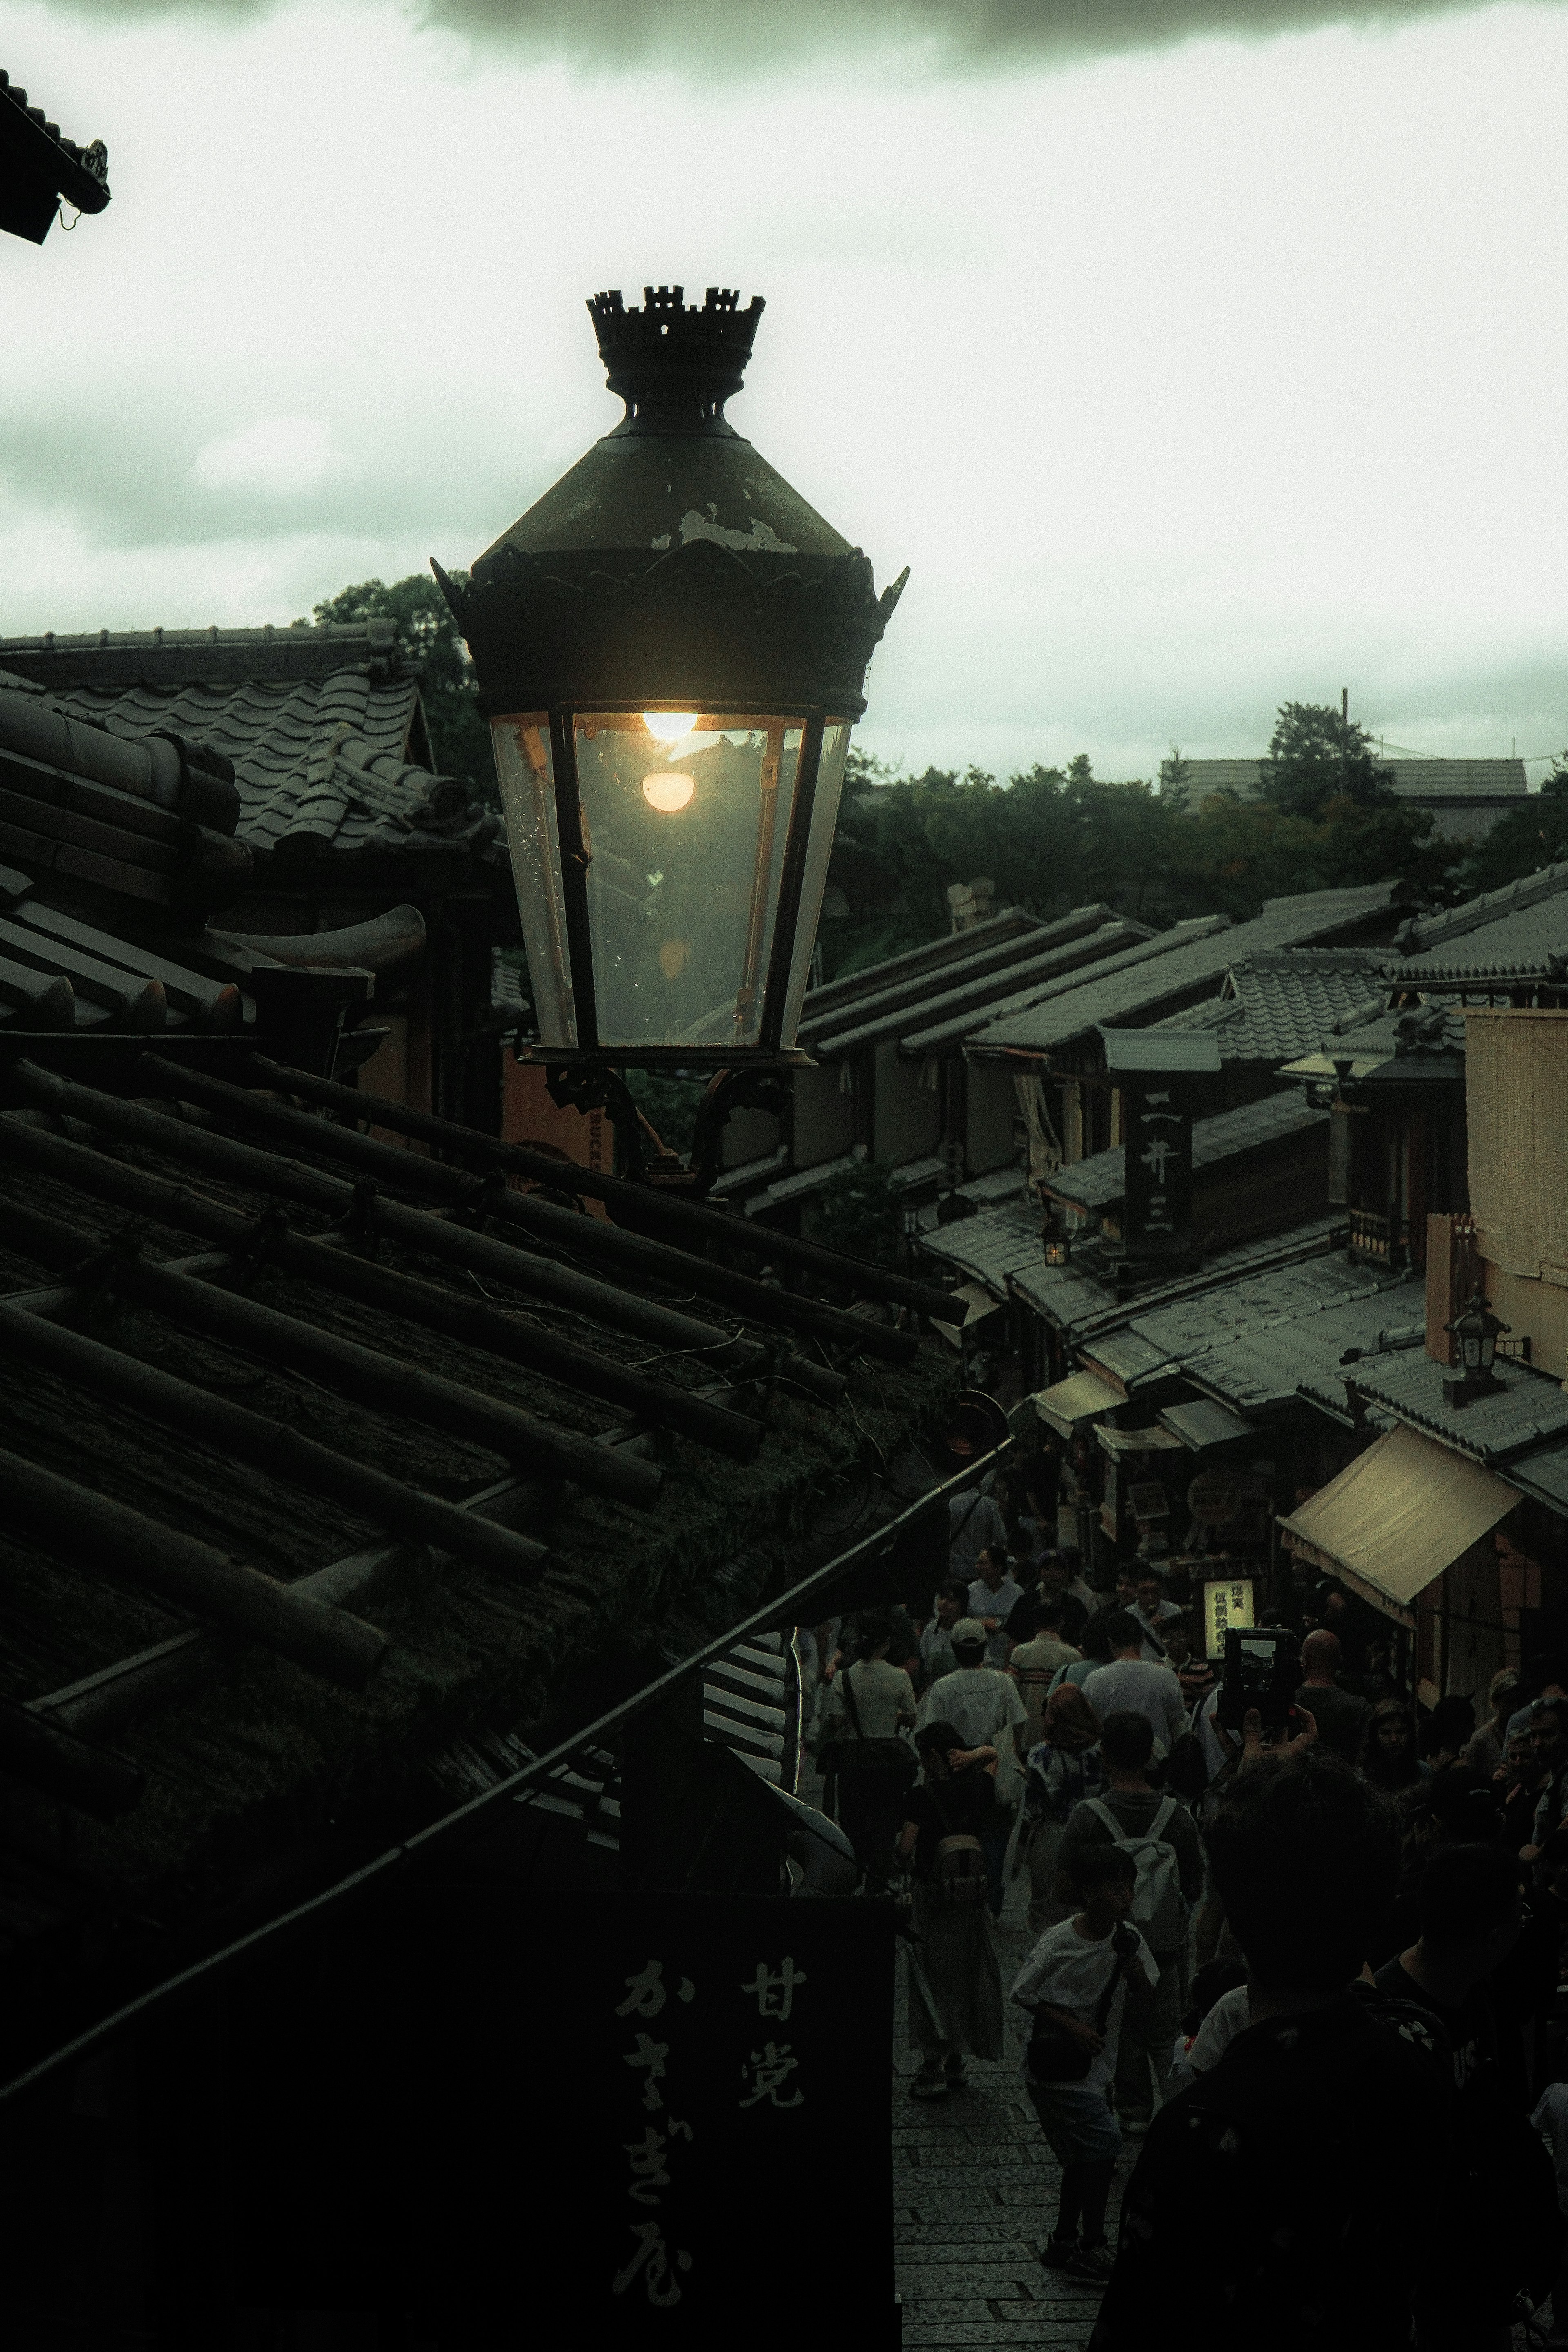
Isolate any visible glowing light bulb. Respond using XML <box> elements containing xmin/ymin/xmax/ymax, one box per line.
<box><xmin>643</xmin><ymin>773</ymin><xmax>695</xmax><ymax>813</ymax></box>
<box><xmin>642</xmin><ymin>711</ymin><xmax>698</xmax><ymax>742</ymax></box>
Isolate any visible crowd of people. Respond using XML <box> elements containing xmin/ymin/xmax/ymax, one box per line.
<box><xmin>800</xmin><ymin>1468</ymin><xmax>1568</xmax><ymax>2345</ymax></box>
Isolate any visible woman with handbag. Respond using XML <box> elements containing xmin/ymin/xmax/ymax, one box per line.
<box><xmin>896</xmin><ymin>1721</ymin><xmax>1005</xmax><ymax>2098</ymax></box>
<box><xmin>1011</xmin><ymin>1843</ymin><xmax>1160</xmax><ymax>2285</ymax></box>
<box><xmin>817</xmin><ymin>1611</ymin><xmax>917</xmax><ymax>1891</ymax></box>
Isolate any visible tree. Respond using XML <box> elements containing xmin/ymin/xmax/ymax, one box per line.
<box><xmin>304</xmin><ymin>574</ymin><xmax>494</xmax><ymax>805</ymax></box>
<box><xmin>1460</xmin><ymin>761</ymin><xmax>1568</xmax><ymax>894</ymax></box>
<box><xmin>1258</xmin><ymin>701</ymin><xmax>1396</xmax><ymax>821</ymax></box>
<box><xmin>804</xmin><ymin>1157</ymin><xmax>905</xmax><ymax>1266</ymax></box>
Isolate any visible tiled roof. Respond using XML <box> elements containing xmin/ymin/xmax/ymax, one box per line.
<box><xmin>798</xmin><ymin>905</ymin><xmax>1043</xmax><ymax>1030</ymax></box>
<box><xmin>0</xmin><ymin>626</ymin><xmax>497</xmax><ymax>866</ymax></box>
<box><xmin>969</xmin><ymin>884</ymin><xmax>1400</xmax><ymax>1057</ymax></box>
<box><xmin>924</xmin><ymin>917</ymin><xmax>1230</xmax><ymax>1058</ymax></box>
<box><xmin>801</xmin><ymin>906</ymin><xmax>1156</xmax><ymax>1060</ymax></box>
<box><xmin>918</xmin><ymin>1194</ymin><xmax>1043</xmax><ymax>1302</ymax></box>
<box><xmin>1344</xmin><ymin>1347</ymin><xmax>1568</xmax><ymax>1463</ymax></box>
<box><xmin>1116</xmin><ymin>1252</ymin><xmax>1413</xmax><ymax>1404</ymax></box>
<box><xmin>1162</xmin><ymin>757</ymin><xmax>1527</xmax><ymax>804</ymax></box>
<box><xmin>1046</xmin><ymin>1092</ymin><xmax>1327</xmax><ymax>1215</ymax></box>
<box><xmin>1154</xmin><ymin>948</ymin><xmax>1391</xmax><ymax>1066</ymax></box>
<box><xmin>1389</xmin><ymin>859</ymin><xmax>1568</xmax><ymax>986</ymax></box>
<box><xmin>1189</xmin><ymin>1286</ymin><xmax>1426</xmax><ymax>1419</ymax></box>
<box><xmin>1013</xmin><ymin>1213</ymin><xmax>1349</xmax><ymax>1340</ymax></box>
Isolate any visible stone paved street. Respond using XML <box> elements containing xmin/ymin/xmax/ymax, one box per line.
<box><xmin>891</xmin><ymin>1862</ymin><xmax>1112</xmax><ymax>2352</ymax></box>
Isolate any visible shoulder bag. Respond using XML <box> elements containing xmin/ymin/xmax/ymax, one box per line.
<box><xmin>1027</xmin><ymin>1942</ymin><xmax>1127</xmax><ymax>2085</ymax></box>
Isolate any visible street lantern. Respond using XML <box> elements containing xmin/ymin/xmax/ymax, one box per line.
<box><xmin>435</xmin><ymin>284</ymin><xmax>906</xmax><ymax>1106</ymax></box>
<box><xmin>1043</xmin><ymin>1222</ymin><xmax>1072</xmax><ymax>1270</ymax></box>
<box><xmin>1443</xmin><ymin>1286</ymin><xmax>1509</xmax><ymax>1406</ymax></box>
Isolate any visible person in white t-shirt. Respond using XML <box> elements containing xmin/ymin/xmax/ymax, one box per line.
<box><xmin>1081</xmin><ymin>1614</ymin><xmax>1188</xmax><ymax>1758</ymax></box>
<box><xmin>1012</xmin><ymin>1842</ymin><xmax>1159</xmax><ymax>2284</ymax></box>
<box><xmin>968</xmin><ymin>1547</ymin><xmax>1025</xmax><ymax>1670</ymax></box>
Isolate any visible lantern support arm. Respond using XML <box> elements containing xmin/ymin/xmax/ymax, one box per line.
<box><xmin>543</xmin><ymin>1063</ymin><xmax>789</xmax><ymax>1198</ymax></box>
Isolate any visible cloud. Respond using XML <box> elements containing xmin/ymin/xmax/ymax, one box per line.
<box><xmin>45</xmin><ymin>0</ymin><xmax>1524</xmax><ymax>72</ymax></box>
<box><xmin>189</xmin><ymin>415</ymin><xmax>336</xmax><ymax>497</ymax></box>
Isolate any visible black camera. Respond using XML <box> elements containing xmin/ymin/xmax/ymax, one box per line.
<box><xmin>1217</xmin><ymin>1627</ymin><xmax>1301</xmax><ymax>1742</ymax></box>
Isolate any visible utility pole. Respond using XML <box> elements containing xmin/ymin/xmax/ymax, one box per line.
<box><xmin>1341</xmin><ymin>686</ymin><xmax>1349</xmax><ymax>800</ymax></box>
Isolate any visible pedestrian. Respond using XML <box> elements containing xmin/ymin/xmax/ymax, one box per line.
<box><xmin>1468</xmin><ymin>1669</ymin><xmax>1522</xmax><ymax>1779</ymax></box>
<box><xmin>1359</xmin><ymin>1696</ymin><xmax>1427</xmax><ymax>1791</ymax></box>
<box><xmin>1376</xmin><ymin>1842</ymin><xmax>1561</xmax><ymax>2346</ymax></box>
<box><xmin>917</xmin><ymin>1581</ymin><xmax>971</xmax><ymax>1694</ymax></box>
<box><xmin>1088</xmin><ymin>1730</ymin><xmax>1464</xmax><ymax>2350</ymax></box>
<box><xmin>1008</xmin><ymin>1598</ymin><xmax>1082</xmax><ymax>1752</ymax></box>
<box><xmin>1156</xmin><ymin>1614</ymin><xmax>1212</xmax><ymax>1711</ymax></box>
<box><xmin>1525</xmin><ymin>1700</ymin><xmax>1568</xmax><ymax>1859</ymax></box>
<box><xmin>915</xmin><ymin>1621</ymin><xmax>1027</xmax><ymax>1917</ymax></box>
<box><xmin>815</xmin><ymin>1610</ymin><xmax>917</xmax><ymax>1891</ymax></box>
<box><xmin>1013</xmin><ymin>1843</ymin><xmax>1160</xmax><ymax>2286</ymax></box>
<box><xmin>1010</xmin><ymin>1550</ymin><xmax>1095</xmax><ymax>1648</ymax></box>
<box><xmin>1165</xmin><ymin>1955</ymin><xmax>1250</xmax><ymax>2096</ymax></box>
<box><xmin>1499</xmin><ymin>1724</ymin><xmax>1548</xmax><ymax>1855</ymax></box>
<box><xmin>1531</xmin><ymin>2054</ymin><xmax>1568</xmax><ymax>2352</ymax></box>
<box><xmin>898</xmin><ymin>1720</ymin><xmax>1005</xmax><ymax>2098</ymax></box>
<box><xmin>1423</xmin><ymin>1693</ymin><xmax>1477</xmax><ymax>1771</ymax></box>
<box><xmin>948</xmin><ymin>1477</ymin><xmax>1007</xmax><ymax>1582</ymax></box>
<box><xmin>1054</xmin><ymin>1709</ymin><xmax>1205</xmax><ymax>2135</ymax></box>
<box><xmin>1081</xmin><ymin>1613</ymin><xmax>1187</xmax><ymax>1760</ymax></box>
<box><xmin>1020</xmin><ymin>1684</ymin><xmax>1106</xmax><ymax>1935</ymax></box>
<box><xmin>1129</xmin><ymin>1570</ymin><xmax>1180</xmax><ymax>1662</ymax></box>
<box><xmin>967</xmin><ymin>1546</ymin><xmax>1025</xmax><ymax>1669</ymax></box>
<box><xmin>1294</xmin><ymin>1627</ymin><xmax>1370</xmax><ymax>1764</ymax></box>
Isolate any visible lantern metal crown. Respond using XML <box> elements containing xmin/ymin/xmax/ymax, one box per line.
<box><xmin>432</xmin><ymin>282</ymin><xmax>906</xmax><ymax>1184</ymax></box>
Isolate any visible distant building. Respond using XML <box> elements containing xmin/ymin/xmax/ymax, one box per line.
<box><xmin>1160</xmin><ymin>755</ymin><xmax>1530</xmax><ymax>841</ymax></box>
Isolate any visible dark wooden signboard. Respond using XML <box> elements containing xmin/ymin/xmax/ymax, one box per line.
<box><xmin>11</xmin><ymin>1885</ymin><xmax>894</xmax><ymax>2348</ymax></box>
<box><xmin>1122</xmin><ymin>1078</ymin><xmax>1195</xmax><ymax>1261</ymax></box>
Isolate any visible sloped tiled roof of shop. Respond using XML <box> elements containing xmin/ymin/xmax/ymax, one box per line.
<box><xmin>0</xmin><ymin>625</ymin><xmax>496</xmax><ymax>866</ymax></box>
<box><xmin>1185</xmin><ymin>1280</ymin><xmax>1427</xmax><ymax>1421</ymax></box>
<box><xmin>919</xmin><ymin>1194</ymin><xmax>1042</xmax><ymax>1302</ymax></box>
<box><xmin>1087</xmin><ymin>1250</ymin><xmax>1414</xmax><ymax>1402</ymax></box>
<box><xmin>1046</xmin><ymin>1091</ymin><xmax>1327</xmax><ymax>1215</ymax></box>
<box><xmin>922</xmin><ymin>916</ymin><xmax>1227</xmax><ymax>1059</ymax></box>
<box><xmin>1014</xmin><ymin>1214</ymin><xmax>1348</xmax><ymax>1339</ymax></box>
<box><xmin>805</xmin><ymin>908</ymin><xmax>1158</xmax><ymax>1059</ymax></box>
<box><xmin>1390</xmin><ymin>859</ymin><xmax>1568</xmax><ymax>987</ymax></box>
<box><xmin>797</xmin><ymin>904</ymin><xmax>1044</xmax><ymax>1031</ymax></box>
<box><xmin>1344</xmin><ymin>1345</ymin><xmax>1568</xmax><ymax>1463</ymax></box>
<box><xmin>1152</xmin><ymin>948</ymin><xmax>1391</xmax><ymax>1067</ymax></box>
<box><xmin>969</xmin><ymin>883</ymin><xmax>1402</xmax><ymax>1056</ymax></box>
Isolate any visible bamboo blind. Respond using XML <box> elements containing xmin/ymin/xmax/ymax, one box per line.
<box><xmin>1464</xmin><ymin>1009</ymin><xmax>1568</xmax><ymax>1277</ymax></box>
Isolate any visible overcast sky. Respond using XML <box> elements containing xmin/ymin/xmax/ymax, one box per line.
<box><xmin>2</xmin><ymin>0</ymin><xmax>1565</xmax><ymax>783</ymax></box>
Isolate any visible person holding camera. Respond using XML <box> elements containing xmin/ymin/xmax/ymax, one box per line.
<box><xmin>1088</xmin><ymin>1722</ymin><xmax>1477</xmax><ymax>2350</ymax></box>
<box><xmin>1012</xmin><ymin>1843</ymin><xmax>1160</xmax><ymax>2285</ymax></box>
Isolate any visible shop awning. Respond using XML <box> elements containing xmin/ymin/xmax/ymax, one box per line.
<box><xmin>931</xmin><ymin>1280</ymin><xmax>1006</xmax><ymax>1348</ymax></box>
<box><xmin>1034</xmin><ymin>1368</ymin><xmax>1125</xmax><ymax>1439</ymax></box>
<box><xmin>1278</xmin><ymin>1423</ymin><xmax>1518</xmax><ymax>1627</ymax></box>
<box><xmin>1096</xmin><ymin>1420</ymin><xmax>1186</xmax><ymax>1460</ymax></box>
<box><xmin>1158</xmin><ymin>1398</ymin><xmax>1256</xmax><ymax>1453</ymax></box>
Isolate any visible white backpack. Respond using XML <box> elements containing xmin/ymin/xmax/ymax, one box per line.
<box><xmin>1085</xmin><ymin>1796</ymin><xmax>1185</xmax><ymax>1952</ymax></box>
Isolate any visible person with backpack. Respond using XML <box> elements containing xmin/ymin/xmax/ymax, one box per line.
<box><xmin>897</xmin><ymin>1720</ymin><xmax>1005</xmax><ymax>2098</ymax></box>
<box><xmin>1054</xmin><ymin>1710</ymin><xmax>1205</xmax><ymax>2135</ymax></box>
<box><xmin>1020</xmin><ymin>1683</ymin><xmax>1106</xmax><ymax>1935</ymax></box>
<box><xmin>914</xmin><ymin>1620</ymin><xmax>1029</xmax><ymax>1918</ymax></box>
<box><xmin>1012</xmin><ymin>1842</ymin><xmax>1160</xmax><ymax>2284</ymax></box>
<box><xmin>816</xmin><ymin>1610</ymin><xmax>917</xmax><ymax>1891</ymax></box>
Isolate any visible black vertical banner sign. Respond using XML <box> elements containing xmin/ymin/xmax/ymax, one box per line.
<box><xmin>1121</xmin><ymin>1077</ymin><xmax>1194</xmax><ymax>1261</ymax></box>
<box><xmin>117</xmin><ymin>1883</ymin><xmax>895</xmax><ymax>2348</ymax></box>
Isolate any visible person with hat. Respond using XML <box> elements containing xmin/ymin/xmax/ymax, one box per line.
<box><xmin>916</xmin><ymin>1619</ymin><xmax>1028</xmax><ymax>1917</ymax></box>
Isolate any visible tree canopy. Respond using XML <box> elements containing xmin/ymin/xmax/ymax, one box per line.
<box><xmin>1258</xmin><ymin>700</ymin><xmax>1396</xmax><ymax>820</ymax></box>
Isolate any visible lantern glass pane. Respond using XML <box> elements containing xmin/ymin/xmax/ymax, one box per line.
<box><xmin>778</xmin><ymin>720</ymin><xmax>853</xmax><ymax>1048</ymax></box>
<box><xmin>1463</xmin><ymin>1334</ymin><xmax>1481</xmax><ymax>1368</ymax></box>
<box><xmin>574</xmin><ymin>714</ymin><xmax>804</xmax><ymax>1049</ymax></box>
<box><xmin>490</xmin><ymin>715</ymin><xmax>576</xmax><ymax>1048</ymax></box>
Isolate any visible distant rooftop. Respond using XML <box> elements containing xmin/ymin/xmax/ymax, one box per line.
<box><xmin>1390</xmin><ymin>858</ymin><xmax>1568</xmax><ymax>988</ymax></box>
<box><xmin>1161</xmin><ymin>756</ymin><xmax>1529</xmax><ymax>841</ymax></box>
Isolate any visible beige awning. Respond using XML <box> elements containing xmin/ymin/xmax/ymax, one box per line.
<box><xmin>1278</xmin><ymin>1423</ymin><xmax>1518</xmax><ymax>1627</ymax></box>
<box><xmin>932</xmin><ymin>1280</ymin><xmax>1006</xmax><ymax>1348</ymax></box>
<box><xmin>1034</xmin><ymin>1369</ymin><xmax>1125</xmax><ymax>1439</ymax></box>
<box><xmin>1096</xmin><ymin>1420</ymin><xmax>1186</xmax><ymax>1461</ymax></box>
